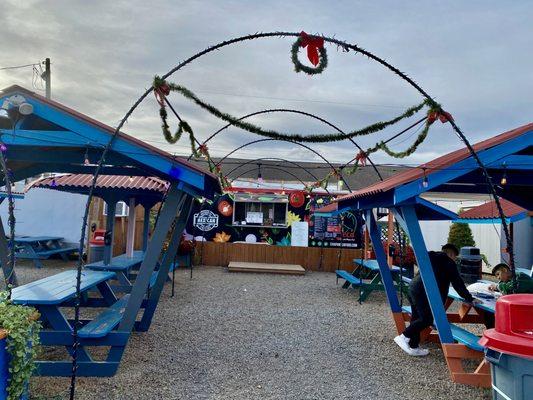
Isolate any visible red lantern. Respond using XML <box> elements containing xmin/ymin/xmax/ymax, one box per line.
<box><xmin>289</xmin><ymin>191</ymin><xmax>305</xmax><ymax>208</ymax></box>
<box><xmin>218</xmin><ymin>200</ymin><xmax>233</xmax><ymax>217</ymax></box>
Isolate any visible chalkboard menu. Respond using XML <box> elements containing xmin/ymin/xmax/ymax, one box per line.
<box><xmin>309</xmin><ymin>210</ymin><xmax>362</xmax><ymax>248</ymax></box>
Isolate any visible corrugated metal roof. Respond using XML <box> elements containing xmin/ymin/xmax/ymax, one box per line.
<box><xmin>336</xmin><ymin>122</ymin><xmax>533</xmax><ymax>202</ymax></box>
<box><xmin>459</xmin><ymin>199</ymin><xmax>528</xmax><ymax>220</ymax></box>
<box><xmin>28</xmin><ymin>174</ymin><xmax>168</xmax><ymax>193</ymax></box>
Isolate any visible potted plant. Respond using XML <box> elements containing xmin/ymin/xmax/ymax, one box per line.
<box><xmin>0</xmin><ymin>291</ymin><xmax>41</xmax><ymax>400</ymax></box>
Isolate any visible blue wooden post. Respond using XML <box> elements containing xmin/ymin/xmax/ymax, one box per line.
<box><xmin>137</xmin><ymin>195</ymin><xmax>193</xmax><ymax>331</ymax></box>
<box><xmin>103</xmin><ymin>199</ymin><xmax>117</xmax><ymax>265</ymax></box>
<box><xmin>365</xmin><ymin>210</ymin><xmax>401</xmax><ymax>313</ymax></box>
<box><xmin>118</xmin><ymin>182</ymin><xmax>184</xmax><ymax>333</ymax></box>
<box><xmin>142</xmin><ymin>203</ymin><xmax>151</xmax><ymax>252</ymax></box>
<box><xmin>397</xmin><ymin>205</ymin><xmax>454</xmax><ymax>343</ymax></box>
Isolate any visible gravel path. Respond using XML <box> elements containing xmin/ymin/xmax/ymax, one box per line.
<box><xmin>12</xmin><ymin>261</ymin><xmax>491</xmax><ymax>400</ymax></box>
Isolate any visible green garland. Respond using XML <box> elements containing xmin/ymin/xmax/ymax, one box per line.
<box><xmin>154</xmin><ymin>78</ymin><xmax>430</xmax><ymax>144</ymax></box>
<box><xmin>291</xmin><ymin>39</ymin><xmax>328</xmax><ymax>75</ymax></box>
<box><xmin>0</xmin><ymin>291</ymin><xmax>41</xmax><ymax>400</ymax></box>
<box><xmin>365</xmin><ymin>119</ymin><xmax>432</xmax><ymax>159</ymax></box>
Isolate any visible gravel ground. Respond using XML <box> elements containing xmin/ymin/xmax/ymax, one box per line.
<box><xmin>10</xmin><ymin>260</ymin><xmax>491</xmax><ymax>400</ymax></box>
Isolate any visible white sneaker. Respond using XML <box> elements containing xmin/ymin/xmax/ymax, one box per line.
<box><xmin>394</xmin><ymin>335</ymin><xmax>429</xmax><ymax>357</ymax></box>
<box><xmin>410</xmin><ymin>347</ymin><xmax>429</xmax><ymax>356</ymax></box>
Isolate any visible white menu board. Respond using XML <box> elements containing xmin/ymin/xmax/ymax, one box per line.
<box><xmin>291</xmin><ymin>221</ymin><xmax>309</xmax><ymax>247</ymax></box>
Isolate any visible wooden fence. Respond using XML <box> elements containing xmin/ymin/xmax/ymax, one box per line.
<box><xmin>196</xmin><ymin>242</ymin><xmax>361</xmax><ymax>273</ymax></box>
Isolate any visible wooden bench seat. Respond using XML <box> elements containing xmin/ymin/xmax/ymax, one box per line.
<box><xmin>400</xmin><ymin>305</ymin><xmax>484</xmax><ymax>352</ymax></box>
<box><xmin>34</xmin><ymin>246</ymin><xmax>78</xmax><ymax>258</ymax></box>
<box><xmin>78</xmin><ymin>295</ymin><xmax>130</xmax><ymax>339</ymax></box>
<box><xmin>335</xmin><ymin>270</ymin><xmax>362</xmax><ymax>287</ymax></box>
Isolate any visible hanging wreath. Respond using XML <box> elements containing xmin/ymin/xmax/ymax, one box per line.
<box><xmin>217</xmin><ymin>200</ymin><xmax>233</xmax><ymax>217</ymax></box>
<box><xmin>291</xmin><ymin>31</ymin><xmax>328</xmax><ymax>75</ymax></box>
<box><xmin>289</xmin><ymin>191</ymin><xmax>306</xmax><ymax>208</ymax></box>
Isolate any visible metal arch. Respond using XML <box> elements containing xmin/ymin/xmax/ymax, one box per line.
<box><xmin>64</xmin><ymin>30</ymin><xmax>514</xmax><ymax>395</ymax></box>
<box><xmin>213</xmin><ymin>138</ymin><xmax>353</xmax><ymax>192</ymax></box>
<box><xmin>224</xmin><ymin>157</ymin><xmax>322</xmax><ymax>184</ymax></box>
<box><xmin>230</xmin><ymin>165</ymin><xmax>331</xmax><ymax>195</ymax></box>
<box><xmin>191</xmin><ymin>108</ymin><xmax>383</xmax><ymax>181</ymax></box>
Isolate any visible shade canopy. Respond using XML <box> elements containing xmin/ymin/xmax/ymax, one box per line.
<box><xmin>456</xmin><ymin>199</ymin><xmax>530</xmax><ymax>224</ymax></box>
<box><xmin>27</xmin><ymin>174</ymin><xmax>168</xmax><ymax>205</ymax></box>
<box><xmin>334</xmin><ymin>122</ymin><xmax>533</xmax><ymax>211</ymax></box>
<box><xmin>0</xmin><ymin>85</ymin><xmax>220</xmax><ymax>198</ymax></box>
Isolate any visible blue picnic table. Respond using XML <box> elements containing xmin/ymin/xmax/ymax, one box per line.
<box><xmin>85</xmin><ymin>251</ymin><xmax>145</xmax><ymax>290</ymax></box>
<box><xmin>335</xmin><ymin>258</ymin><xmax>408</xmax><ymax>303</ymax></box>
<box><xmin>11</xmin><ymin>235</ymin><xmax>78</xmax><ymax>268</ymax></box>
<box><xmin>10</xmin><ymin>269</ymin><xmax>131</xmax><ymax>376</ymax></box>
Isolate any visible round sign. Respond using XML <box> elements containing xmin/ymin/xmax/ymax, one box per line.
<box><xmin>289</xmin><ymin>191</ymin><xmax>305</xmax><ymax>208</ymax></box>
<box><xmin>217</xmin><ymin>200</ymin><xmax>233</xmax><ymax>217</ymax></box>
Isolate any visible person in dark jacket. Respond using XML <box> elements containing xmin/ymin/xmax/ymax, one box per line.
<box><xmin>394</xmin><ymin>244</ymin><xmax>476</xmax><ymax>356</ymax></box>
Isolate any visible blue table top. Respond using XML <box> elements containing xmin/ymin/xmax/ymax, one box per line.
<box><xmin>85</xmin><ymin>252</ymin><xmax>144</xmax><ymax>271</ymax></box>
<box><xmin>12</xmin><ymin>236</ymin><xmax>63</xmax><ymax>243</ymax></box>
<box><xmin>353</xmin><ymin>258</ymin><xmax>402</xmax><ymax>272</ymax></box>
<box><xmin>11</xmin><ymin>270</ymin><xmax>115</xmax><ymax>305</ymax></box>
<box><xmin>448</xmin><ymin>286</ymin><xmax>497</xmax><ymax>314</ymax></box>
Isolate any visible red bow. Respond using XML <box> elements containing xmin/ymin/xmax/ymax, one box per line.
<box><xmin>198</xmin><ymin>144</ymin><xmax>209</xmax><ymax>155</ymax></box>
<box><xmin>355</xmin><ymin>150</ymin><xmax>367</xmax><ymax>166</ymax></box>
<box><xmin>299</xmin><ymin>31</ymin><xmax>324</xmax><ymax>66</ymax></box>
<box><xmin>427</xmin><ymin>110</ymin><xmax>454</xmax><ymax>125</ymax></box>
<box><xmin>154</xmin><ymin>82</ymin><xmax>171</xmax><ymax>107</ymax></box>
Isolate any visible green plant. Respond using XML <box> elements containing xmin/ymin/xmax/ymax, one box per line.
<box><xmin>0</xmin><ymin>291</ymin><xmax>41</xmax><ymax>400</ymax></box>
<box><xmin>447</xmin><ymin>222</ymin><xmax>476</xmax><ymax>250</ymax></box>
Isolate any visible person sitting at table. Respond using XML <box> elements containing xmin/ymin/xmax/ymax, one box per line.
<box><xmin>394</xmin><ymin>244</ymin><xmax>477</xmax><ymax>356</ymax></box>
<box><xmin>488</xmin><ymin>263</ymin><xmax>533</xmax><ymax>295</ymax></box>
<box><xmin>483</xmin><ymin>263</ymin><xmax>533</xmax><ymax>329</ymax></box>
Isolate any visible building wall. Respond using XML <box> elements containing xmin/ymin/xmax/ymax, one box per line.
<box><xmin>0</xmin><ymin>187</ymin><xmax>87</xmax><ymax>245</ymax></box>
<box><xmin>419</xmin><ymin>198</ymin><xmax>501</xmax><ymax>270</ymax></box>
<box><xmin>501</xmin><ymin>217</ymin><xmax>533</xmax><ymax>269</ymax></box>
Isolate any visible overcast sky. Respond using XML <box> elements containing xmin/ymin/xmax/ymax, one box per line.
<box><xmin>1</xmin><ymin>0</ymin><xmax>532</xmax><ymax>167</ymax></box>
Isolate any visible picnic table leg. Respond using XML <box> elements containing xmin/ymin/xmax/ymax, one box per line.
<box><xmin>49</xmin><ymin>239</ymin><xmax>70</xmax><ymax>261</ymax></box>
<box><xmin>38</xmin><ymin>305</ymin><xmax>92</xmax><ymax>361</ymax></box>
<box><xmin>96</xmin><ymin>281</ymin><xmax>118</xmax><ymax>306</ymax></box>
<box><xmin>24</xmin><ymin>244</ymin><xmax>44</xmax><ymax>269</ymax></box>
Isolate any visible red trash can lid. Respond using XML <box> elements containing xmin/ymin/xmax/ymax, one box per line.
<box><xmin>480</xmin><ymin>294</ymin><xmax>533</xmax><ymax>358</ymax></box>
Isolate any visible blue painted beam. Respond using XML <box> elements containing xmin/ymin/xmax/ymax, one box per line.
<box><xmin>396</xmin><ymin>205</ymin><xmax>454</xmax><ymax>343</ymax></box>
<box><xmin>365</xmin><ymin>210</ymin><xmax>402</xmax><ymax>312</ymax></box>
<box><xmin>394</xmin><ymin>130</ymin><xmax>533</xmax><ymax>204</ymax></box>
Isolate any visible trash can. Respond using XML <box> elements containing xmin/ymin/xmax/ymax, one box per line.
<box><xmin>479</xmin><ymin>294</ymin><xmax>533</xmax><ymax>400</ymax></box>
<box><xmin>88</xmin><ymin>229</ymin><xmax>106</xmax><ymax>263</ymax></box>
<box><xmin>458</xmin><ymin>246</ymin><xmax>482</xmax><ymax>285</ymax></box>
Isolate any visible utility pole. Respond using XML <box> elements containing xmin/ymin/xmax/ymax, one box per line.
<box><xmin>42</xmin><ymin>57</ymin><xmax>51</xmax><ymax>99</ymax></box>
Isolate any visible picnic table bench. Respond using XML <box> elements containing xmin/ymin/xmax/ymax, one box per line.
<box><xmin>11</xmin><ymin>235</ymin><xmax>78</xmax><ymax>268</ymax></box>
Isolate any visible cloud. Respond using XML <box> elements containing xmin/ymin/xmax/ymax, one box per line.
<box><xmin>0</xmin><ymin>0</ymin><xmax>531</xmax><ymax>168</ymax></box>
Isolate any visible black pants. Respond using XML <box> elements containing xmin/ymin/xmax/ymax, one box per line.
<box><xmin>403</xmin><ymin>293</ymin><xmax>433</xmax><ymax>348</ymax></box>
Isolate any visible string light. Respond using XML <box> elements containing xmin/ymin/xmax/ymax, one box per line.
<box><xmin>0</xmin><ymin>143</ymin><xmax>7</xmax><ymax>153</ymax></box>
<box><xmin>422</xmin><ymin>168</ymin><xmax>429</xmax><ymax>188</ymax></box>
<box><xmin>84</xmin><ymin>148</ymin><xmax>90</xmax><ymax>165</ymax></box>
<box><xmin>500</xmin><ymin>171</ymin><xmax>507</xmax><ymax>186</ymax></box>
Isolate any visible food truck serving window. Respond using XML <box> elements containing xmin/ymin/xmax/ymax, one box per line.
<box><xmin>232</xmin><ymin>193</ymin><xmax>288</xmax><ymax>227</ymax></box>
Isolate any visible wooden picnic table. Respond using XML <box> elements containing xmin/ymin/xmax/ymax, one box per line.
<box><xmin>352</xmin><ymin>258</ymin><xmax>408</xmax><ymax>302</ymax></box>
<box><xmin>10</xmin><ymin>235</ymin><xmax>78</xmax><ymax>268</ymax></box>
<box><xmin>10</xmin><ymin>269</ymin><xmax>126</xmax><ymax>375</ymax></box>
<box><xmin>85</xmin><ymin>251</ymin><xmax>145</xmax><ymax>291</ymax></box>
